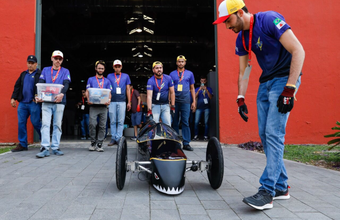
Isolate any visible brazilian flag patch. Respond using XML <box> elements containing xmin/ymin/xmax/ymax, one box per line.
<box><xmin>273</xmin><ymin>18</ymin><xmax>286</xmax><ymax>30</ymax></box>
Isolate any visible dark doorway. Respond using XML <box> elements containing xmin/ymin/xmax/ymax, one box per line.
<box><xmin>41</xmin><ymin>0</ymin><xmax>216</xmax><ymax>138</ymax></box>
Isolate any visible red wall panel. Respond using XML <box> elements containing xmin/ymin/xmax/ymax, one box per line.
<box><xmin>216</xmin><ymin>0</ymin><xmax>340</xmax><ymax>144</ymax></box>
<box><xmin>0</xmin><ymin>0</ymin><xmax>36</xmax><ymax>143</ymax></box>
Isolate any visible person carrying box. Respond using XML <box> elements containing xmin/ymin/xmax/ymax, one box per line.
<box><xmin>35</xmin><ymin>50</ymin><xmax>71</xmax><ymax>158</ymax></box>
<box><xmin>86</xmin><ymin>60</ymin><xmax>112</xmax><ymax>152</ymax></box>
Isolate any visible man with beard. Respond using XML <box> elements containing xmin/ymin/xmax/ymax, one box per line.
<box><xmin>86</xmin><ymin>60</ymin><xmax>112</xmax><ymax>152</ymax></box>
<box><xmin>146</xmin><ymin>61</ymin><xmax>175</xmax><ymax>126</ymax></box>
<box><xmin>213</xmin><ymin>0</ymin><xmax>305</xmax><ymax>210</ymax></box>
<box><xmin>169</xmin><ymin>55</ymin><xmax>196</xmax><ymax>151</ymax></box>
<box><xmin>35</xmin><ymin>50</ymin><xmax>71</xmax><ymax>158</ymax></box>
<box><xmin>107</xmin><ymin>60</ymin><xmax>131</xmax><ymax>146</ymax></box>
<box><xmin>10</xmin><ymin>55</ymin><xmax>42</xmax><ymax>152</ymax></box>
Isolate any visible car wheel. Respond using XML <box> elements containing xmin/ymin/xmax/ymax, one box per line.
<box><xmin>206</xmin><ymin>137</ymin><xmax>224</xmax><ymax>189</ymax></box>
<box><xmin>116</xmin><ymin>136</ymin><xmax>127</xmax><ymax>190</ymax></box>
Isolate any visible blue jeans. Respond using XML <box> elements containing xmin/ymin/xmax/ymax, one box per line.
<box><xmin>109</xmin><ymin>102</ymin><xmax>126</xmax><ymax>142</ymax></box>
<box><xmin>257</xmin><ymin>76</ymin><xmax>301</xmax><ymax>196</ymax></box>
<box><xmin>152</xmin><ymin>104</ymin><xmax>171</xmax><ymax>126</ymax></box>
<box><xmin>194</xmin><ymin>108</ymin><xmax>210</xmax><ymax>137</ymax></box>
<box><xmin>41</xmin><ymin>103</ymin><xmax>65</xmax><ymax>150</ymax></box>
<box><xmin>81</xmin><ymin>114</ymin><xmax>89</xmax><ymax>136</ymax></box>
<box><xmin>17</xmin><ymin>102</ymin><xmax>42</xmax><ymax>148</ymax></box>
<box><xmin>172</xmin><ymin>103</ymin><xmax>191</xmax><ymax>145</ymax></box>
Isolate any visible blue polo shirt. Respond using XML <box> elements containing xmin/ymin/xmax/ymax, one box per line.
<box><xmin>235</xmin><ymin>11</ymin><xmax>292</xmax><ymax>83</ymax></box>
<box><xmin>196</xmin><ymin>87</ymin><xmax>213</xmax><ymax>110</ymax></box>
<box><xmin>169</xmin><ymin>69</ymin><xmax>195</xmax><ymax>104</ymax></box>
<box><xmin>107</xmin><ymin>73</ymin><xmax>131</xmax><ymax>102</ymax></box>
<box><xmin>22</xmin><ymin>69</ymin><xmax>38</xmax><ymax>103</ymax></box>
<box><xmin>86</xmin><ymin>76</ymin><xmax>112</xmax><ymax>90</ymax></box>
<box><xmin>40</xmin><ymin>66</ymin><xmax>71</xmax><ymax>103</ymax></box>
<box><xmin>147</xmin><ymin>74</ymin><xmax>174</xmax><ymax>105</ymax></box>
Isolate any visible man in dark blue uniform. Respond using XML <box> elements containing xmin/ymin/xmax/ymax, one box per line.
<box><xmin>214</xmin><ymin>0</ymin><xmax>305</xmax><ymax>210</ymax></box>
<box><xmin>146</xmin><ymin>61</ymin><xmax>175</xmax><ymax>126</ymax></box>
<box><xmin>35</xmin><ymin>50</ymin><xmax>71</xmax><ymax>158</ymax></box>
<box><xmin>169</xmin><ymin>56</ymin><xmax>196</xmax><ymax>151</ymax></box>
<box><xmin>10</xmin><ymin>55</ymin><xmax>42</xmax><ymax>152</ymax></box>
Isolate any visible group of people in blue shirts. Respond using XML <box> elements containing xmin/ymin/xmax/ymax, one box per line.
<box><xmin>10</xmin><ymin>51</ymin><xmax>214</xmax><ymax>156</ymax></box>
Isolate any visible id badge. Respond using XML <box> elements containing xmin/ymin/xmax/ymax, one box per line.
<box><xmin>177</xmin><ymin>84</ymin><xmax>183</xmax><ymax>92</ymax></box>
<box><xmin>242</xmin><ymin>65</ymin><xmax>252</xmax><ymax>80</ymax></box>
<box><xmin>116</xmin><ymin>87</ymin><xmax>121</xmax><ymax>94</ymax></box>
<box><xmin>81</xmin><ymin>105</ymin><xmax>85</xmax><ymax>110</ymax></box>
<box><xmin>203</xmin><ymin>98</ymin><xmax>208</xmax><ymax>104</ymax></box>
<box><xmin>156</xmin><ymin>92</ymin><xmax>161</xmax><ymax>100</ymax></box>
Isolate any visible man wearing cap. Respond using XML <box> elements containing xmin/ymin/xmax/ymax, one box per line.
<box><xmin>86</xmin><ymin>60</ymin><xmax>112</xmax><ymax>152</ymax></box>
<box><xmin>35</xmin><ymin>50</ymin><xmax>71</xmax><ymax>158</ymax></box>
<box><xmin>213</xmin><ymin>0</ymin><xmax>305</xmax><ymax>210</ymax></box>
<box><xmin>107</xmin><ymin>60</ymin><xmax>131</xmax><ymax>146</ymax></box>
<box><xmin>147</xmin><ymin>61</ymin><xmax>175</xmax><ymax>126</ymax></box>
<box><xmin>169</xmin><ymin>55</ymin><xmax>196</xmax><ymax>151</ymax></box>
<box><xmin>10</xmin><ymin>55</ymin><xmax>42</xmax><ymax>152</ymax></box>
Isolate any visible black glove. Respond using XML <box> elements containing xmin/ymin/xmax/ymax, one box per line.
<box><xmin>170</xmin><ymin>105</ymin><xmax>175</xmax><ymax>119</ymax></box>
<box><xmin>146</xmin><ymin>110</ymin><xmax>153</xmax><ymax>122</ymax></box>
<box><xmin>237</xmin><ymin>98</ymin><xmax>248</xmax><ymax>122</ymax></box>
<box><xmin>277</xmin><ymin>86</ymin><xmax>295</xmax><ymax>114</ymax></box>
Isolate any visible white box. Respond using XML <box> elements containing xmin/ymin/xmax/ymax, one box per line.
<box><xmin>88</xmin><ymin>88</ymin><xmax>111</xmax><ymax>104</ymax></box>
<box><xmin>36</xmin><ymin>83</ymin><xmax>64</xmax><ymax>102</ymax></box>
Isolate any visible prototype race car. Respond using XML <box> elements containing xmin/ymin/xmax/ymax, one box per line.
<box><xmin>115</xmin><ymin>120</ymin><xmax>224</xmax><ymax>195</ymax></box>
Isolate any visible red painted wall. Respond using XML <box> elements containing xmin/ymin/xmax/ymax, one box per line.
<box><xmin>0</xmin><ymin>0</ymin><xmax>36</xmax><ymax>143</ymax></box>
<box><xmin>216</xmin><ymin>0</ymin><xmax>340</xmax><ymax>144</ymax></box>
<box><xmin>0</xmin><ymin>1</ymin><xmax>338</xmax><ymax>145</ymax></box>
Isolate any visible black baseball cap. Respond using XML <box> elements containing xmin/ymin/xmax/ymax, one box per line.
<box><xmin>27</xmin><ymin>55</ymin><xmax>37</xmax><ymax>63</ymax></box>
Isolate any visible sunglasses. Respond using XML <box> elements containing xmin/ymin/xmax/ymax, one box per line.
<box><xmin>114</xmin><ymin>65</ymin><xmax>122</xmax><ymax>68</ymax></box>
<box><xmin>54</xmin><ymin>57</ymin><xmax>63</xmax><ymax>61</ymax></box>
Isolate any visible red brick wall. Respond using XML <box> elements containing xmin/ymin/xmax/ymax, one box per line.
<box><xmin>216</xmin><ymin>0</ymin><xmax>340</xmax><ymax>144</ymax></box>
<box><xmin>0</xmin><ymin>0</ymin><xmax>36</xmax><ymax>143</ymax></box>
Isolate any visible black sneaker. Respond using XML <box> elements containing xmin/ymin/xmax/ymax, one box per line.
<box><xmin>192</xmin><ymin>136</ymin><xmax>199</xmax><ymax>141</ymax></box>
<box><xmin>243</xmin><ymin>190</ymin><xmax>273</xmax><ymax>210</ymax></box>
<box><xmin>96</xmin><ymin>143</ymin><xmax>104</xmax><ymax>152</ymax></box>
<box><xmin>11</xmin><ymin>144</ymin><xmax>28</xmax><ymax>152</ymax></box>
<box><xmin>183</xmin><ymin>145</ymin><xmax>193</xmax><ymax>151</ymax></box>
<box><xmin>274</xmin><ymin>186</ymin><xmax>290</xmax><ymax>200</ymax></box>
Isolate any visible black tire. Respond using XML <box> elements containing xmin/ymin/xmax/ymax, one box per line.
<box><xmin>116</xmin><ymin>137</ymin><xmax>127</xmax><ymax>190</ymax></box>
<box><xmin>206</xmin><ymin>137</ymin><xmax>224</xmax><ymax>189</ymax></box>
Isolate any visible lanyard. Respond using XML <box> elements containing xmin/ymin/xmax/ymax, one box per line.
<box><xmin>82</xmin><ymin>96</ymin><xmax>84</xmax><ymax>105</ymax></box>
<box><xmin>242</xmin><ymin>14</ymin><xmax>254</xmax><ymax>66</ymax></box>
<box><xmin>51</xmin><ymin>67</ymin><xmax>61</xmax><ymax>83</ymax></box>
<box><xmin>114</xmin><ymin>73</ymin><xmax>122</xmax><ymax>87</ymax></box>
<box><xmin>202</xmin><ymin>89</ymin><xmax>206</xmax><ymax>97</ymax></box>
<box><xmin>154</xmin><ymin>75</ymin><xmax>163</xmax><ymax>91</ymax></box>
<box><xmin>130</xmin><ymin>89</ymin><xmax>134</xmax><ymax>101</ymax></box>
<box><xmin>96</xmin><ymin>75</ymin><xmax>104</xmax><ymax>89</ymax></box>
<box><xmin>177</xmin><ymin>69</ymin><xmax>185</xmax><ymax>83</ymax></box>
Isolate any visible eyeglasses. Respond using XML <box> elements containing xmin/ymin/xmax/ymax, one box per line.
<box><xmin>54</xmin><ymin>57</ymin><xmax>63</xmax><ymax>61</ymax></box>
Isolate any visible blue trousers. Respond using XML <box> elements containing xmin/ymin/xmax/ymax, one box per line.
<box><xmin>17</xmin><ymin>102</ymin><xmax>42</xmax><ymax>148</ymax></box>
<box><xmin>257</xmin><ymin>76</ymin><xmax>301</xmax><ymax>196</ymax></box>
<box><xmin>172</xmin><ymin>103</ymin><xmax>191</xmax><ymax>146</ymax></box>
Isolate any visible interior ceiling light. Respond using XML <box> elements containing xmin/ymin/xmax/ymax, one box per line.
<box><xmin>144</xmin><ymin>45</ymin><xmax>153</xmax><ymax>51</ymax></box>
<box><xmin>143</xmin><ymin>15</ymin><xmax>155</xmax><ymax>24</ymax></box>
<box><xmin>144</xmin><ymin>51</ymin><xmax>152</xmax><ymax>57</ymax></box>
<box><xmin>143</xmin><ymin>27</ymin><xmax>154</xmax><ymax>35</ymax></box>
